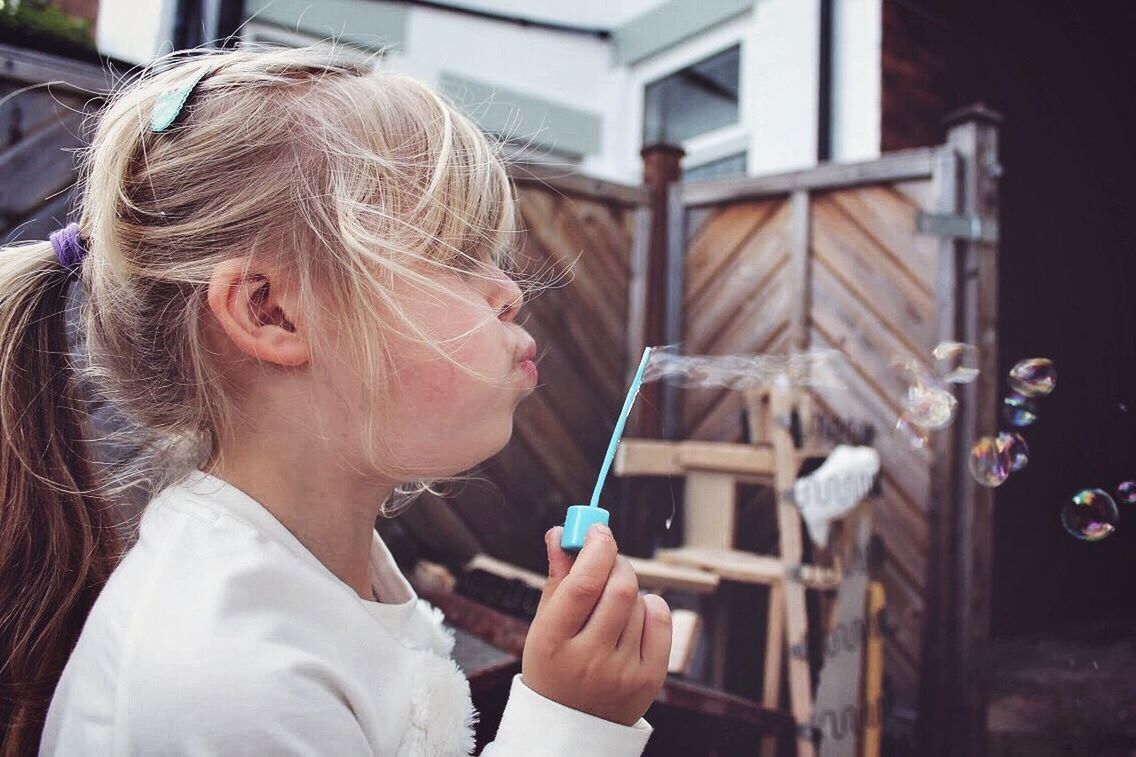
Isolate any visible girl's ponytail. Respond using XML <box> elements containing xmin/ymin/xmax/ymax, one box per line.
<box><xmin>0</xmin><ymin>240</ymin><xmax>120</xmax><ymax>755</ymax></box>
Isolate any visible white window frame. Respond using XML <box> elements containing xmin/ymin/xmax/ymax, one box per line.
<box><xmin>622</xmin><ymin>12</ymin><xmax>752</xmax><ymax>179</ymax></box>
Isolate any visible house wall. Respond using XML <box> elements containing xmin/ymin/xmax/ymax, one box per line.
<box><xmin>832</xmin><ymin>0</ymin><xmax>882</xmax><ymax>162</ymax></box>
<box><xmin>92</xmin><ymin>0</ymin><xmax>893</xmax><ymax>182</ymax></box>
<box><xmin>386</xmin><ymin>8</ymin><xmax>619</xmax><ymax>176</ymax></box>
<box><xmin>95</xmin><ymin>0</ymin><xmax>179</xmax><ymax>63</ymax></box>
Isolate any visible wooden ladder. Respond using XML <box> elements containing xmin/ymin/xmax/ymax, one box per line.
<box><xmin>615</xmin><ymin>383</ymin><xmax>880</xmax><ymax>757</ymax></box>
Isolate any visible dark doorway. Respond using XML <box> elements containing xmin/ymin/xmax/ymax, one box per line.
<box><xmin>930</xmin><ymin>0</ymin><xmax>1136</xmax><ymax>752</ymax></box>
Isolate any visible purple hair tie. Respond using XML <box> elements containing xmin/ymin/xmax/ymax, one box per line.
<box><xmin>50</xmin><ymin>223</ymin><xmax>85</xmax><ymax>275</ymax></box>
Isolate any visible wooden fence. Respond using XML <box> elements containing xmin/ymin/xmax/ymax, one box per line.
<box><xmin>666</xmin><ymin>113</ymin><xmax>1001</xmax><ymax>754</ymax></box>
<box><xmin>3</xmin><ymin>42</ymin><xmax>1000</xmax><ymax>757</ymax></box>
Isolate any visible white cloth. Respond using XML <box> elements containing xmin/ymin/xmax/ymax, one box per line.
<box><xmin>792</xmin><ymin>445</ymin><xmax>880</xmax><ymax>548</ymax></box>
<box><xmin>41</xmin><ymin>470</ymin><xmax>652</xmax><ymax>756</ymax></box>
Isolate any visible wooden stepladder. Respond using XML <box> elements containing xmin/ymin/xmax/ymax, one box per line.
<box><xmin>615</xmin><ymin>383</ymin><xmax>876</xmax><ymax>757</ymax></box>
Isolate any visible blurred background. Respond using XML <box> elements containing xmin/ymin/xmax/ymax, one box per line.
<box><xmin>2</xmin><ymin>1</ymin><xmax>1134</xmax><ymax>755</ymax></box>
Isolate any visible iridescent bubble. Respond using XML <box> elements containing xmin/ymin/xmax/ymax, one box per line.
<box><xmin>969</xmin><ymin>436</ymin><xmax>1012</xmax><ymax>487</ymax></box>
<box><xmin>1008</xmin><ymin>358</ymin><xmax>1057</xmax><ymax>397</ymax></box>
<box><xmin>895</xmin><ymin>413</ymin><xmax>930</xmax><ymax>450</ymax></box>
<box><xmin>932</xmin><ymin>341</ymin><xmax>979</xmax><ymax>384</ymax></box>
<box><xmin>969</xmin><ymin>435</ymin><xmax>1012</xmax><ymax>487</ymax></box>
<box><xmin>996</xmin><ymin>431</ymin><xmax>1029</xmax><ymax>473</ymax></box>
<box><xmin>902</xmin><ymin>380</ymin><xmax>958</xmax><ymax>430</ymax></box>
<box><xmin>1061</xmin><ymin>489</ymin><xmax>1118</xmax><ymax>542</ymax></box>
<box><xmin>1003</xmin><ymin>394</ymin><xmax>1038</xmax><ymax>427</ymax></box>
<box><xmin>890</xmin><ymin>356</ymin><xmax>932</xmax><ymax>385</ymax></box>
<box><xmin>1116</xmin><ymin>480</ymin><xmax>1136</xmax><ymax>506</ymax></box>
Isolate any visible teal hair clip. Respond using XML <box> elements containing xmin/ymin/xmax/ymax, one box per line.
<box><xmin>150</xmin><ymin>67</ymin><xmax>211</xmax><ymax>133</ymax></box>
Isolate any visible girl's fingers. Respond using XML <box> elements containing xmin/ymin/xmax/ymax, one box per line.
<box><xmin>639</xmin><ymin>594</ymin><xmax>673</xmax><ymax>675</ymax></box>
<box><xmin>617</xmin><ymin>594</ymin><xmax>647</xmax><ymax>653</ymax></box>
<box><xmin>580</xmin><ymin>556</ymin><xmax>639</xmax><ymax>649</ymax></box>
<box><xmin>546</xmin><ymin>527</ymin><xmax>574</xmax><ymax>584</ymax></box>
<box><xmin>537</xmin><ymin>527</ymin><xmax>573</xmax><ymax>616</ymax></box>
<box><xmin>541</xmin><ymin>525</ymin><xmax>619</xmax><ymax>637</ymax></box>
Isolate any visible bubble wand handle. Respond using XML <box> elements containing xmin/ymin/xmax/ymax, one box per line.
<box><xmin>590</xmin><ymin>346</ymin><xmax>653</xmax><ymax>507</ymax></box>
<box><xmin>561</xmin><ymin>347</ymin><xmax>653</xmax><ymax>551</ymax></box>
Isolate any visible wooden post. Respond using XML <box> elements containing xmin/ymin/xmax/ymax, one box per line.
<box><xmin>789</xmin><ymin>189</ymin><xmax>813</xmax><ymax>352</ymax></box>
<box><xmin>638</xmin><ymin>142</ymin><xmax>685</xmax><ymax>435</ymax></box>
<box><xmin>862</xmin><ymin>582</ymin><xmax>886</xmax><ymax>757</ymax></box>
<box><xmin>760</xmin><ymin>583</ymin><xmax>785</xmax><ymax>757</ymax></box>
<box><xmin>770</xmin><ymin>384</ymin><xmax>816</xmax><ymax>757</ymax></box>
<box><xmin>617</xmin><ymin>144</ymin><xmax>685</xmax><ymax>557</ymax></box>
<box><xmin>948</xmin><ymin>104</ymin><xmax>1001</xmax><ymax>757</ymax></box>
<box><xmin>918</xmin><ymin>145</ymin><xmax>963</xmax><ymax>754</ymax></box>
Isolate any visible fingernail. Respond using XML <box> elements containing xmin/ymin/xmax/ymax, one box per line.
<box><xmin>589</xmin><ymin>524</ymin><xmax>612</xmax><ymax>538</ymax></box>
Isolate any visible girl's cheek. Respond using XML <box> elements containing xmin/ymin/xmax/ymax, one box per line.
<box><xmin>405</xmin><ymin>358</ymin><xmax>463</xmax><ymax>407</ymax></box>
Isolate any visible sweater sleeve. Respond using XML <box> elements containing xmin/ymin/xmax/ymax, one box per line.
<box><xmin>120</xmin><ymin>655</ymin><xmax>374</xmax><ymax>756</ymax></box>
<box><xmin>480</xmin><ymin>675</ymin><xmax>652</xmax><ymax>756</ymax></box>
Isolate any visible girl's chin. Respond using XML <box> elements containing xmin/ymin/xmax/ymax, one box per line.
<box><xmin>444</xmin><ymin>424</ymin><xmax>517</xmax><ymax>474</ymax></box>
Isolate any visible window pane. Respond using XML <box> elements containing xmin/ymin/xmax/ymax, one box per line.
<box><xmin>644</xmin><ymin>45</ymin><xmax>740</xmax><ymax>144</ymax></box>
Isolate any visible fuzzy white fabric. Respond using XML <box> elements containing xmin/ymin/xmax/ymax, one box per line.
<box><xmin>41</xmin><ymin>470</ymin><xmax>651</xmax><ymax>756</ymax></box>
<box><xmin>792</xmin><ymin>445</ymin><xmax>880</xmax><ymax>548</ymax></box>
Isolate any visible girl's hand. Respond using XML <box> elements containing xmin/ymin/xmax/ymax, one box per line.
<box><xmin>521</xmin><ymin>525</ymin><xmax>672</xmax><ymax>726</ymax></box>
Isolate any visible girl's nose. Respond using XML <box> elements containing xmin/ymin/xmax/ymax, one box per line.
<box><xmin>488</xmin><ymin>269</ymin><xmax>523</xmax><ymax>323</ymax></box>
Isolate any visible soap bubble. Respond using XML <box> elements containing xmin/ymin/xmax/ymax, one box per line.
<box><xmin>890</xmin><ymin>356</ymin><xmax>931</xmax><ymax>385</ymax></box>
<box><xmin>1003</xmin><ymin>394</ymin><xmax>1038</xmax><ymax>427</ymax></box>
<box><xmin>892</xmin><ymin>356</ymin><xmax>958</xmax><ymax>432</ymax></box>
<box><xmin>1116</xmin><ymin>481</ymin><xmax>1136</xmax><ymax>506</ymax></box>
<box><xmin>932</xmin><ymin>341</ymin><xmax>979</xmax><ymax>384</ymax></box>
<box><xmin>996</xmin><ymin>431</ymin><xmax>1029</xmax><ymax>473</ymax></box>
<box><xmin>969</xmin><ymin>435</ymin><xmax>1012</xmax><ymax>487</ymax></box>
<box><xmin>895</xmin><ymin>413</ymin><xmax>930</xmax><ymax>450</ymax></box>
<box><xmin>902</xmin><ymin>381</ymin><xmax>958</xmax><ymax>430</ymax></box>
<box><xmin>1008</xmin><ymin>358</ymin><xmax>1057</xmax><ymax>397</ymax></box>
<box><xmin>642</xmin><ymin>346</ymin><xmax>845</xmax><ymax>390</ymax></box>
<box><xmin>1061</xmin><ymin>489</ymin><xmax>1118</xmax><ymax>542</ymax></box>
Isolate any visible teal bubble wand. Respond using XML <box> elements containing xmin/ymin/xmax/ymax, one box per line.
<box><xmin>560</xmin><ymin>346</ymin><xmax>654</xmax><ymax>550</ymax></box>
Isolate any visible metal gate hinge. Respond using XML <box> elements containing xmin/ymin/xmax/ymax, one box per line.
<box><xmin>916</xmin><ymin>212</ymin><xmax>999</xmax><ymax>243</ymax></box>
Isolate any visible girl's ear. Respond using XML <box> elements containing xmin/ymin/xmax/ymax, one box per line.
<box><xmin>206</xmin><ymin>258</ymin><xmax>310</xmax><ymax>367</ymax></box>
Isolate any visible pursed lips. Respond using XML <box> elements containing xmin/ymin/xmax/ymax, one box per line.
<box><xmin>516</xmin><ymin>341</ymin><xmax>538</xmax><ymax>384</ymax></box>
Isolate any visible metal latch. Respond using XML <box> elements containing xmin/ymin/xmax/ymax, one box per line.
<box><xmin>916</xmin><ymin>212</ymin><xmax>999</xmax><ymax>243</ymax></box>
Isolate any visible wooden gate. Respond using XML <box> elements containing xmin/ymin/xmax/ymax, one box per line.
<box><xmin>666</xmin><ymin>109</ymin><xmax>1001</xmax><ymax>753</ymax></box>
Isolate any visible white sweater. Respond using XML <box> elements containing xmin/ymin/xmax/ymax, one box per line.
<box><xmin>41</xmin><ymin>470</ymin><xmax>652</xmax><ymax>756</ymax></box>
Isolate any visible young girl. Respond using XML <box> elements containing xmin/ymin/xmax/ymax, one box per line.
<box><xmin>0</xmin><ymin>46</ymin><xmax>671</xmax><ymax>755</ymax></box>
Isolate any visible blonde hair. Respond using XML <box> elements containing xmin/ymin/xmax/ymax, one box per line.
<box><xmin>0</xmin><ymin>44</ymin><xmax>526</xmax><ymax>751</ymax></box>
<box><xmin>90</xmin><ymin>44</ymin><xmax>523</xmax><ymax>478</ymax></box>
